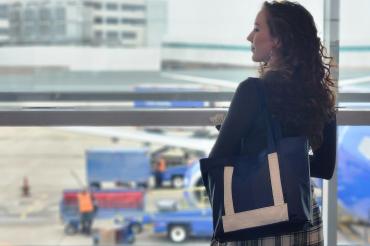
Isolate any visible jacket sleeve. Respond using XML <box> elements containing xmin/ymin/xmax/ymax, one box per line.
<box><xmin>310</xmin><ymin>117</ymin><xmax>337</xmax><ymax>179</ymax></box>
<box><xmin>209</xmin><ymin>78</ymin><xmax>259</xmax><ymax>158</ymax></box>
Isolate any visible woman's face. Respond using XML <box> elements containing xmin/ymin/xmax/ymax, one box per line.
<box><xmin>247</xmin><ymin>8</ymin><xmax>277</xmax><ymax>63</ymax></box>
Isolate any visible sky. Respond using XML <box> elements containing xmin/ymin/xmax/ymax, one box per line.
<box><xmin>164</xmin><ymin>0</ymin><xmax>369</xmax><ymax>46</ymax></box>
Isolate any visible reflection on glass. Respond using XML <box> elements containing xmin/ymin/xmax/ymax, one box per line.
<box><xmin>336</xmin><ymin>126</ymin><xmax>370</xmax><ymax>245</ymax></box>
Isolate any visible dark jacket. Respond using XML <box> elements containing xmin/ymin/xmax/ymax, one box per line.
<box><xmin>210</xmin><ymin>77</ymin><xmax>336</xmax><ymax>180</ymax></box>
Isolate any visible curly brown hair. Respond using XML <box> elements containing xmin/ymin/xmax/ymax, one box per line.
<box><xmin>260</xmin><ymin>1</ymin><xmax>336</xmax><ymax>150</ymax></box>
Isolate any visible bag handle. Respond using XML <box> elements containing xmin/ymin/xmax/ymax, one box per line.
<box><xmin>223</xmin><ymin>152</ymin><xmax>285</xmax><ymax>216</ymax></box>
<box><xmin>224</xmin><ymin>79</ymin><xmax>285</xmax><ymax>217</ymax></box>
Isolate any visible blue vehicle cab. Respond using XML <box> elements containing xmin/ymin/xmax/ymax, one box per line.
<box><xmin>151</xmin><ymin>161</ymin><xmax>213</xmax><ymax>243</ymax></box>
<box><xmin>161</xmin><ymin>165</ymin><xmax>188</xmax><ymax>188</ymax></box>
<box><xmin>152</xmin><ymin>207</ymin><xmax>213</xmax><ymax>243</ymax></box>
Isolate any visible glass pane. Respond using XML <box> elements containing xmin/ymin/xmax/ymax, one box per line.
<box><xmin>0</xmin><ymin>126</ymin><xmax>216</xmax><ymax>245</ymax></box>
<box><xmin>339</xmin><ymin>0</ymin><xmax>370</xmax><ymax>93</ymax></box>
<box><xmin>1</xmin><ymin>0</ymin><xmax>304</xmax><ymax>108</ymax></box>
<box><xmin>336</xmin><ymin>126</ymin><xmax>370</xmax><ymax>245</ymax></box>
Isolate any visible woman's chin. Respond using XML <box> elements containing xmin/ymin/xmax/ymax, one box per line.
<box><xmin>251</xmin><ymin>55</ymin><xmax>260</xmax><ymax>62</ymax></box>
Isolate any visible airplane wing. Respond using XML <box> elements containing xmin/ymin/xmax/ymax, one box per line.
<box><xmin>161</xmin><ymin>72</ymin><xmax>238</xmax><ymax>89</ymax></box>
<box><xmin>54</xmin><ymin>127</ymin><xmax>214</xmax><ymax>153</ymax></box>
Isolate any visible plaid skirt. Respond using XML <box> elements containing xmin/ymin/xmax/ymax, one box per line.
<box><xmin>212</xmin><ymin>195</ymin><xmax>323</xmax><ymax>246</ymax></box>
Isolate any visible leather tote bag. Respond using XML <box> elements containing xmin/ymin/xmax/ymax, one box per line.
<box><xmin>200</xmin><ymin>79</ymin><xmax>312</xmax><ymax>242</ymax></box>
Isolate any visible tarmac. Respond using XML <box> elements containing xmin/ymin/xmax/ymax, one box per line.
<box><xmin>0</xmin><ymin>127</ymin><xmax>209</xmax><ymax>245</ymax></box>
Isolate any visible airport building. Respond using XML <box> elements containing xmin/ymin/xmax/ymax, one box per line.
<box><xmin>0</xmin><ymin>0</ymin><xmax>13</xmax><ymax>45</ymax></box>
<box><xmin>1</xmin><ymin>0</ymin><xmax>167</xmax><ymax>47</ymax></box>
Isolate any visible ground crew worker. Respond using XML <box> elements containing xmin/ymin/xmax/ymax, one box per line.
<box><xmin>77</xmin><ymin>189</ymin><xmax>95</xmax><ymax>234</ymax></box>
<box><xmin>154</xmin><ymin>157</ymin><xmax>166</xmax><ymax>188</ymax></box>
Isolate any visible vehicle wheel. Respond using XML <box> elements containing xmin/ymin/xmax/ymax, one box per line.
<box><xmin>64</xmin><ymin>223</ymin><xmax>77</xmax><ymax>235</ymax></box>
<box><xmin>130</xmin><ymin>222</ymin><xmax>143</xmax><ymax>234</ymax></box>
<box><xmin>126</xmin><ymin>235</ymin><xmax>135</xmax><ymax>244</ymax></box>
<box><xmin>169</xmin><ymin>225</ymin><xmax>188</xmax><ymax>243</ymax></box>
<box><xmin>172</xmin><ymin>176</ymin><xmax>184</xmax><ymax>189</ymax></box>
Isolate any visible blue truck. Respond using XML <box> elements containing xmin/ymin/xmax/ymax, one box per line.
<box><xmin>151</xmin><ymin>161</ymin><xmax>213</xmax><ymax>243</ymax></box>
<box><xmin>161</xmin><ymin>164</ymin><xmax>188</xmax><ymax>188</ymax></box>
<box><xmin>86</xmin><ymin>148</ymin><xmax>151</xmax><ymax>188</ymax></box>
<box><xmin>151</xmin><ymin>207</ymin><xmax>213</xmax><ymax>243</ymax></box>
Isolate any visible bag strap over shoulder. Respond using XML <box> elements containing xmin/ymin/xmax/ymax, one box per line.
<box><xmin>253</xmin><ymin>78</ymin><xmax>282</xmax><ymax>153</ymax></box>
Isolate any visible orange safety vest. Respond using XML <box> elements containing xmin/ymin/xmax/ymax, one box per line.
<box><xmin>77</xmin><ymin>192</ymin><xmax>94</xmax><ymax>213</ymax></box>
<box><xmin>158</xmin><ymin>159</ymin><xmax>166</xmax><ymax>172</ymax></box>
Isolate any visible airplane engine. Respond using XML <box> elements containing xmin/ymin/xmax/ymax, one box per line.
<box><xmin>183</xmin><ymin>161</ymin><xmax>207</xmax><ymax>207</ymax></box>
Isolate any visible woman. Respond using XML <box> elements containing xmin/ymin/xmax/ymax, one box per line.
<box><xmin>209</xmin><ymin>1</ymin><xmax>336</xmax><ymax>245</ymax></box>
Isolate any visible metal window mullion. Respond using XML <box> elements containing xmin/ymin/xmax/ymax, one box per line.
<box><xmin>0</xmin><ymin>92</ymin><xmax>369</xmax><ymax>102</ymax></box>
<box><xmin>323</xmin><ymin>0</ymin><xmax>340</xmax><ymax>245</ymax></box>
<box><xmin>0</xmin><ymin>108</ymin><xmax>368</xmax><ymax>126</ymax></box>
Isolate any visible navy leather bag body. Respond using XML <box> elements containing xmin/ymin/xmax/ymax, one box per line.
<box><xmin>200</xmin><ymin>80</ymin><xmax>312</xmax><ymax>242</ymax></box>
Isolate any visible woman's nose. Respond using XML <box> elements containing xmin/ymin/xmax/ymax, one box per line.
<box><xmin>246</xmin><ymin>32</ymin><xmax>253</xmax><ymax>42</ymax></box>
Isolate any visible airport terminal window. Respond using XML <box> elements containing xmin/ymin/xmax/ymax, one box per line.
<box><xmin>55</xmin><ymin>7</ymin><xmax>65</xmax><ymax>20</ymax></box>
<box><xmin>95</xmin><ymin>3</ymin><xmax>103</xmax><ymax>10</ymax></box>
<box><xmin>338</xmin><ymin>0</ymin><xmax>370</xmax><ymax>94</ymax></box>
<box><xmin>94</xmin><ymin>30</ymin><xmax>103</xmax><ymax>39</ymax></box>
<box><xmin>94</xmin><ymin>16</ymin><xmax>103</xmax><ymax>24</ymax></box>
<box><xmin>121</xmin><ymin>4</ymin><xmax>146</xmax><ymax>11</ymax></box>
<box><xmin>0</xmin><ymin>28</ymin><xmax>8</xmax><ymax>35</ymax></box>
<box><xmin>39</xmin><ymin>8</ymin><xmax>51</xmax><ymax>21</ymax></box>
<box><xmin>122</xmin><ymin>31</ymin><xmax>136</xmax><ymax>39</ymax></box>
<box><xmin>9</xmin><ymin>10</ymin><xmax>20</xmax><ymax>22</ymax></box>
<box><xmin>106</xmin><ymin>31</ymin><xmax>119</xmax><ymax>39</ymax></box>
<box><xmin>106</xmin><ymin>17</ymin><xmax>119</xmax><ymax>25</ymax></box>
<box><xmin>0</xmin><ymin>0</ymin><xmax>369</xmax><ymax>245</ymax></box>
<box><xmin>106</xmin><ymin>3</ymin><xmax>119</xmax><ymax>11</ymax></box>
<box><xmin>121</xmin><ymin>18</ymin><xmax>145</xmax><ymax>25</ymax></box>
<box><xmin>23</xmin><ymin>9</ymin><xmax>35</xmax><ymax>21</ymax></box>
<box><xmin>0</xmin><ymin>4</ymin><xmax>7</xmax><ymax>18</ymax></box>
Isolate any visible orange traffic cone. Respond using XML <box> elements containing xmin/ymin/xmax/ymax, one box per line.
<box><xmin>22</xmin><ymin>176</ymin><xmax>30</xmax><ymax>197</ymax></box>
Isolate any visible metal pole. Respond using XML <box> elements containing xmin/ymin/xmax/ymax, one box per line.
<box><xmin>323</xmin><ymin>0</ymin><xmax>340</xmax><ymax>246</ymax></box>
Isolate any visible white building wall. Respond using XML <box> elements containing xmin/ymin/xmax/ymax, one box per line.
<box><xmin>0</xmin><ymin>46</ymin><xmax>161</xmax><ymax>71</ymax></box>
<box><xmin>146</xmin><ymin>0</ymin><xmax>167</xmax><ymax>47</ymax></box>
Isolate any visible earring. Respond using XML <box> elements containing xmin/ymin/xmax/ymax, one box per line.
<box><xmin>269</xmin><ymin>50</ymin><xmax>273</xmax><ymax>61</ymax></box>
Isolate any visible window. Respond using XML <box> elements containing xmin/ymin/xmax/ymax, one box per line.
<box><xmin>94</xmin><ymin>30</ymin><xmax>103</xmax><ymax>39</ymax></box>
<box><xmin>0</xmin><ymin>28</ymin><xmax>8</xmax><ymax>35</ymax></box>
<box><xmin>0</xmin><ymin>4</ymin><xmax>8</xmax><ymax>18</ymax></box>
<box><xmin>55</xmin><ymin>7</ymin><xmax>65</xmax><ymax>20</ymax></box>
<box><xmin>122</xmin><ymin>31</ymin><xmax>137</xmax><ymax>39</ymax></box>
<box><xmin>94</xmin><ymin>2</ymin><xmax>102</xmax><ymax>10</ymax></box>
<box><xmin>39</xmin><ymin>8</ymin><xmax>51</xmax><ymax>21</ymax></box>
<box><xmin>0</xmin><ymin>1</ymin><xmax>369</xmax><ymax>245</ymax></box>
<box><xmin>106</xmin><ymin>31</ymin><xmax>118</xmax><ymax>39</ymax></box>
<box><xmin>9</xmin><ymin>10</ymin><xmax>20</xmax><ymax>22</ymax></box>
<box><xmin>121</xmin><ymin>18</ymin><xmax>146</xmax><ymax>26</ymax></box>
<box><xmin>121</xmin><ymin>4</ymin><xmax>146</xmax><ymax>11</ymax></box>
<box><xmin>24</xmin><ymin>8</ymin><xmax>37</xmax><ymax>21</ymax></box>
<box><xmin>94</xmin><ymin>16</ymin><xmax>103</xmax><ymax>24</ymax></box>
<box><xmin>106</xmin><ymin>3</ymin><xmax>118</xmax><ymax>11</ymax></box>
<box><xmin>106</xmin><ymin>17</ymin><xmax>119</xmax><ymax>25</ymax></box>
